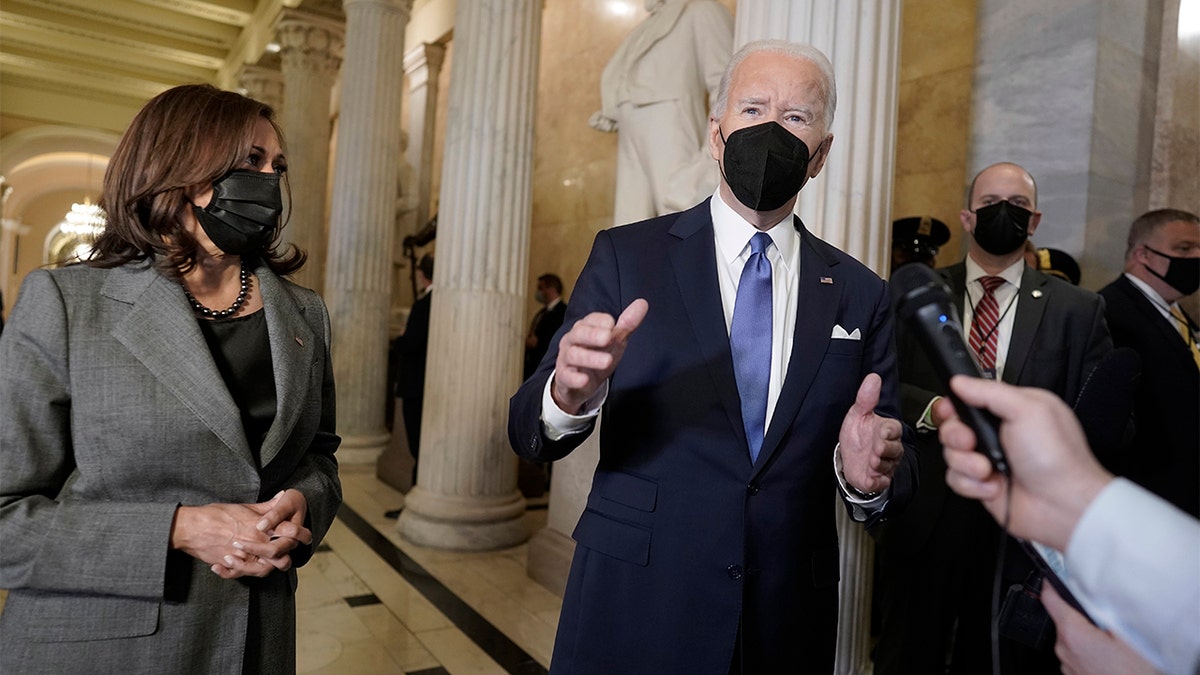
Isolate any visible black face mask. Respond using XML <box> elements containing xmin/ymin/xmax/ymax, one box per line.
<box><xmin>1144</xmin><ymin>246</ymin><xmax>1200</xmax><ymax>297</ymax></box>
<box><xmin>972</xmin><ymin>200</ymin><xmax>1032</xmax><ymax>256</ymax></box>
<box><xmin>192</xmin><ymin>169</ymin><xmax>282</xmax><ymax>255</ymax></box>
<box><xmin>719</xmin><ymin>122</ymin><xmax>813</xmax><ymax>212</ymax></box>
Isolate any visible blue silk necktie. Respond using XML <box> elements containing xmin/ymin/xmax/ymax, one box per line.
<box><xmin>731</xmin><ymin>232</ymin><xmax>773</xmax><ymax>463</ymax></box>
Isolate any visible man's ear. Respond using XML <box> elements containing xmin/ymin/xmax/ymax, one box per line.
<box><xmin>807</xmin><ymin>134</ymin><xmax>834</xmax><ymax>178</ymax></box>
<box><xmin>960</xmin><ymin>208</ymin><xmax>975</xmax><ymax>234</ymax></box>
<box><xmin>1026</xmin><ymin>211</ymin><xmax>1042</xmax><ymax>238</ymax></box>
<box><xmin>708</xmin><ymin>117</ymin><xmax>723</xmax><ymax>163</ymax></box>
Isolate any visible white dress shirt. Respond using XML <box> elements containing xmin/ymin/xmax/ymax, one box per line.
<box><xmin>710</xmin><ymin>189</ymin><xmax>798</xmax><ymax>433</ymax></box>
<box><xmin>962</xmin><ymin>256</ymin><xmax>1025</xmax><ymax>381</ymax></box>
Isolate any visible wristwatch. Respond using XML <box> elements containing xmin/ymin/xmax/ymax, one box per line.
<box><xmin>845</xmin><ymin>482</ymin><xmax>881</xmax><ymax>500</ymax></box>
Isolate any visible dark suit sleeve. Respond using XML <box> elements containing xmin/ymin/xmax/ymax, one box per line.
<box><xmin>856</xmin><ymin>277</ymin><xmax>919</xmax><ymax>528</ymax></box>
<box><xmin>509</xmin><ymin>233</ymin><xmax>621</xmax><ymax>462</ymax></box>
<box><xmin>1067</xmin><ymin>293</ymin><xmax>1114</xmax><ymax>404</ymax></box>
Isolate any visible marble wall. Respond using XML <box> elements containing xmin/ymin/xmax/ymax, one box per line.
<box><xmin>527</xmin><ymin>0</ymin><xmax>737</xmax><ymax>316</ymax></box>
<box><xmin>969</xmin><ymin>0</ymin><xmax>1164</xmax><ymax>290</ymax></box>
<box><xmin>891</xmin><ymin>0</ymin><xmax>978</xmax><ymax>268</ymax></box>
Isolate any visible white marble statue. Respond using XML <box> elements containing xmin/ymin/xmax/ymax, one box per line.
<box><xmin>589</xmin><ymin>0</ymin><xmax>733</xmax><ymax>225</ymax></box>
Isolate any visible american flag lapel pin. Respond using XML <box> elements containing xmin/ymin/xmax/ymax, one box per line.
<box><xmin>819</xmin><ymin>276</ymin><xmax>834</xmax><ymax>285</ymax></box>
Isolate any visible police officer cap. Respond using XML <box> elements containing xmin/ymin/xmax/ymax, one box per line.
<box><xmin>892</xmin><ymin>216</ymin><xmax>951</xmax><ymax>257</ymax></box>
<box><xmin>1037</xmin><ymin>247</ymin><xmax>1081</xmax><ymax>285</ymax></box>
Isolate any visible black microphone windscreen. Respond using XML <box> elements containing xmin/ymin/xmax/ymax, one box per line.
<box><xmin>891</xmin><ymin>263</ymin><xmax>953</xmax><ymax>323</ymax></box>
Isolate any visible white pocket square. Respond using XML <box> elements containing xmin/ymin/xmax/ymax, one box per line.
<box><xmin>831</xmin><ymin>325</ymin><xmax>861</xmax><ymax>340</ymax></box>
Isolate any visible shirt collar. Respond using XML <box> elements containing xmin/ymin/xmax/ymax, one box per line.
<box><xmin>965</xmin><ymin>255</ymin><xmax>1025</xmax><ymax>289</ymax></box>
<box><xmin>710</xmin><ymin>190</ymin><xmax>796</xmax><ymax>268</ymax></box>
<box><xmin>1123</xmin><ymin>272</ymin><xmax>1173</xmax><ymax>311</ymax></box>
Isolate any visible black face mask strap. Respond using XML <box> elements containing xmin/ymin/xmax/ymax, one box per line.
<box><xmin>717</xmin><ymin>125</ymin><xmax>732</xmax><ymax>186</ymax></box>
<box><xmin>1143</xmin><ymin>245</ymin><xmax>1171</xmax><ymax>260</ymax></box>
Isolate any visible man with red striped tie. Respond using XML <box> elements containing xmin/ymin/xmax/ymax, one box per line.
<box><xmin>875</xmin><ymin>162</ymin><xmax>1115</xmax><ymax>675</ymax></box>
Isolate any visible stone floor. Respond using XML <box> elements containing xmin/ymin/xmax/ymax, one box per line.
<box><xmin>296</xmin><ymin>465</ymin><xmax>558</xmax><ymax>675</ymax></box>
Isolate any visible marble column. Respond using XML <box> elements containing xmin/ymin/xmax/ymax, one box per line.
<box><xmin>969</xmin><ymin>0</ymin><xmax>1165</xmax><ymax>288</ymax></box>
<box><xmin>276</xmin><ymin>10</ymin><xmax>344</xmax><ymax>293</ymax></box>
<box><xmin>397</xmin><ymin>0</ymin><xmax>542</xmax><ymax>550</ymax></box>
<box><xmin>324</xmin><ymin>0</ymin><xmax>411</xmax><ymax>465</ymax></box>
<box><xmin>238</xmin><ymin>63</ymin><xmax>284</xmax><ymax>114</ymax></box>
<box><xmin>1150</xmin><ymin>0</ymin><xmax>1199</xmax><ymax>215</ymax></box>
<box><xmin>734</xmin><ymin>4</ymin><xmax>901</xmax><ymax>673</ymax></box>
<box><xmin>403</xmin><ymin>42</ymin><xmax>445</xmax><ymax>235</ymax></box>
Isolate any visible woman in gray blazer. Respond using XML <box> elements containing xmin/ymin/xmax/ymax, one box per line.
<box><xmin>0</xmin><ymin>85</ymin><xmax>341</xmax><ymax>674</ymax></box>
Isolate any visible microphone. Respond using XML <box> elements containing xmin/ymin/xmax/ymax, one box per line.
<box><xmin>891</xmin><ymin>263</ymin><xmax>1009</xmax><ymax>475</ymax></box>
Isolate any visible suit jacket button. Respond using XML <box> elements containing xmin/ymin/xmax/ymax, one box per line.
<box><xmin>747</xmin><ymin>483</ymin><xmax>760</xmax><ymax>496</ymax></box>
<box><xmin>726</xmin><ymin>564</ymin><xmax>743</xmax><ymax>580</ymax></box>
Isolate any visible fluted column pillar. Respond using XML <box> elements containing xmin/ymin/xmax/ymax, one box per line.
<box><xmin>403</xmin><ymin>42</ymin><xmax>445</xmax><ymax>235</ymax></box>
<box><xmin>397</xmin><ymin>0</ymin><xmax>541</xmax><ymax>550</ymax></box>
<box><xmin>735</xmin><ymin>3</ymin><xmax>901</xmax><ymax>673</ymax></box>
<box><xmin>238</xmin><ymin>63</ymin><xmax>284</xmax><ymax>113</ymax></box>
<box><xmin>324</xmin><ymin>0</ymin><xmax>410</xmax><ymax>464</ymax></box>
<box><xmin>277</xmin><ymin>10</ymin><xmax>344</xmax><ymax>292</ymax></box>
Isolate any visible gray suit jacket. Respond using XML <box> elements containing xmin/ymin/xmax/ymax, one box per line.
<box><xmin>0</xmin><ymin>260</ymin><xmax>340</xmax><ymax>674</ymax></box>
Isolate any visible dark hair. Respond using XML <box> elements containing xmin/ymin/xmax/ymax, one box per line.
<box><xmin>417</xmin><ymin>254</ymin><xmax>435</xmax><ymax>280</ymax></box>
<box><xmin>1126</xmin><ymin>208</ymin><xmax>1200</xmax><ymax>257</ymax></box>
<box><xmin>537</xmin><ymin>273</ymin><xmax>563</xmax><ymax>294</ymax></box>
<box><xmin>88</xmin><ymin>84</ymin><xmax>304</xmax><ymax>278</ymax></box>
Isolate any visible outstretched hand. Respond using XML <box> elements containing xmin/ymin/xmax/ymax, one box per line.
<box><xmin>838</xmin><ymin>373</ymin><xmax>904</xmax><ymax>494</ymax></box>
<box><xmin>551</xmin><ymin>299</ymin><xmax>648</xmax><ymax>414</ymax></box>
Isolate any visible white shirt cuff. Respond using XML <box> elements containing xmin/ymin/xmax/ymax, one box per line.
<box><xmin>833</xmin><ymin>443</ymin><xmax>891</xmax><ymax>520</ymax></box>
<box><xmin>540</xmin><ymin>371</ymin><xmax>607</xmax><ymax>441</ymax></box>
<box><xmin>916</xmin><ymin>396</ymin><xmax>941</xmax><ymax>432</ymax></box>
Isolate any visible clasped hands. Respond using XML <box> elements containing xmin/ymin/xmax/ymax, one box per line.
<box><xmin>170</xmin><ymin>489</ymin><xmax>311</xmax><ymax>580</ymax></box>
<box><xmin>550</xmin><ymin>299</ymin><xmax>903</xmax><ymax>496</ymax></box>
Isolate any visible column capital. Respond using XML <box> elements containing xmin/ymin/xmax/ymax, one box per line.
<box><xmin>343</xmin><ymin>0</ymin><xmax>413</xmax><ymax>20</ymax></box>
<box><xmin>403</xmin><ymin>42</ymin><xmax>446</xmax><ymax>79</ymax></box>
<box><xmin>237</xmin><ymin>63</ymin><xmax>285</xmax><ymax>111</ymax></box>
<box><xmin>276</xmin><ymin>9</ymin><xmax>345</xmax><ymax>76</ymax></box>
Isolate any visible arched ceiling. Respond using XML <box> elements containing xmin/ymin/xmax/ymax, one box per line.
<box><xmin>0</xmin><ymin>0</ymin><xmax>308</xmax><ymax>134</ymax></box>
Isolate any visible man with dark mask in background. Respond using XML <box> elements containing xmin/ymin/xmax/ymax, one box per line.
<box><xmin>1099</xmin><ymin>209</ymin><xmax>1200</xmax><ymax>518</ymax></box>
<box><xmin>875</xmin><ymin>161</ymin><xmax>1114</xmax><ymax>675</ymax></box>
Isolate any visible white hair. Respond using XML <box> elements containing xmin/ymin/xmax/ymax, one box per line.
<box><xmin>712</xmin><ymin>39</ymin><xmax>838</xmax><ymax>129</ymax></box>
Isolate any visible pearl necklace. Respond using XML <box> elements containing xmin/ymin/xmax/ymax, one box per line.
<box><xmin>182</xmin><ymin>261</ymin><xmax>249</xmax><ymax>319</ymax></box>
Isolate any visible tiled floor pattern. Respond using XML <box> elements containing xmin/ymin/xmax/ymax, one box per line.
<box><xmin>296</xmin><ymin>466</ymin><xmax>559</xmax><ymax>675</ymax></box>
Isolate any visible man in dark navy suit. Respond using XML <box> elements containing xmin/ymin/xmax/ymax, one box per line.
<box><xmin>1099</xmin><ymin>208</ymin><xmax>1199</xmax><ymax>518</ymax></box>
<box><xmin>509</xmin><ymin>39</ymin><xmax>916</xmax><ymax>674</ymax></box>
